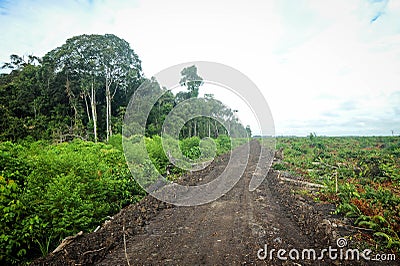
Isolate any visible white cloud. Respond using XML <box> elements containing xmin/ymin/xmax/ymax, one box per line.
<box><xmin>262</xmin><ymin>0</ymin><xmax>400</xmax><ymax>135</ymax></box>
<box><xmin>0</xmin><ymin>0</ymin><xmax>399</xmax><ymax>136</ymax></box>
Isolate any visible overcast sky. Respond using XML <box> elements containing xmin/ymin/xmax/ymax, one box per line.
<box><xmin>1</xmin><ymin>0</ymin><xmax>399</xmax><ymax>136</ymax></box>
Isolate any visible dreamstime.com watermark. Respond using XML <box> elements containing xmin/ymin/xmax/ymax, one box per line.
<box><xmin>257</xmin><ymin>238</ymin><xmax>396</xmax><ymax>262</ymax></box>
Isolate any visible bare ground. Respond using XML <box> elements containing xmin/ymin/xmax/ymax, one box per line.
<box><xmin>33</xmin><ymin>141</ymin><xmax>398</xmax><ymax>265</ymax></box>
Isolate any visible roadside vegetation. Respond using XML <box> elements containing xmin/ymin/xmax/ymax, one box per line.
<box><xmin>274</xmin><ymin>134</ymin><xmax>400</xmax><ymax>254</ymax></box>
<box><xmin>0</xmin><ymin>134</ymin><xmax>248</xmax><ymax>264</ymax></box>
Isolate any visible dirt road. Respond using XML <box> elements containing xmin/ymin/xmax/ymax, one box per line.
<box><xmin>34</xmin><ymin>141</ymin><xmax>397</xmax><ymax>265</ymax></box>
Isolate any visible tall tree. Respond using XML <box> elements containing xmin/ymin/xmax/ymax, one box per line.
<box><xmin>1</xmin><ymin>54</ymin><xmax>41</xmax><ymax>70</ymax></box>
<box><xmin>175</xmin><ymin>65</ymin><xmax>204</xmax><ymax>137</ymax></box>
<box><xmin>43</xmin><ymin>34</ymin><xmax>142</xmax><ymax>141</ymax></box>
<box><xmin>98</xmin><ymin>34</ymin><xmax>142</xmax><ymax>141</ymax></box>
<box><xmin>44</xmin><ymin>35</ymin><xmax>100</xmax><ymax>141</ymax></box>
<box><xmin>176</xmin><ymin>65</ymin><xmax>203</xmax><ymax>102</ymax></box>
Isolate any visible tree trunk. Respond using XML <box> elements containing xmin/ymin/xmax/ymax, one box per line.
<box><xmin>90</xmin><ymin>80</ymin><xmax>98</xmax><ymax>142</ymax></box>
<box><xmin>106</xmin><ymin>84</ymin><xmax>111</xmax><ymax>142</ymax></box>
<box><xmin>214</xmin><ymin>120</ymin><xmax>219</xmax><ymax>138</ymax></box>
<box><xmin>65</xmin><ymin>76</ymin><xmax>79</xmax><ymax>129</ymax></box>
<box><xmin>84</xmin><ymin>94</ymin><xmax>91</xmax><ymax>122</ymax></box>
<box><xmin>105</xmin><ymin>74</ymin><xmax>114</xmax><ymax>142</ymax></box>
<box><xmin>208</xmin><ymin>119</ymin><xmax>211</xmax><ymax>138</ymax></box>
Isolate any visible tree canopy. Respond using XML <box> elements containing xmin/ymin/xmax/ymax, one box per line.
<box><xmin>0</xmin><ymin>35</ymin><xmax>249</xmax><ymax>142</ymax></box>
<box><xmin>0</xmin><ymin>34</ymin><xmax>143</xmax><ymax>142</ymax></box>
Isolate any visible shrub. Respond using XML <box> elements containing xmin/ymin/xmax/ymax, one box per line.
<box><xmin>180</xmin><ymin>136</ymin><xmax>201</xmax><ymax>160</ymax></box>
<box><xmin>216</xmin><ymin>135</ymin><xmax>231</xmax><ymax>155</ymax></box>
<box><xmin>0</xmin><ymin>139</ymin><xmax>144</xmax><ymax>265</ymax></box>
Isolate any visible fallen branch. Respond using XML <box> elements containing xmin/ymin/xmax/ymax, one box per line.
<box><xmin>123</xmin><ymin>225</ymin><xmax>131</xmax><ymax>266</ymax></box>
<box><xmin>277</xmin><ymin>173</ymin><xmax>325</xmax><ymax>188</ymax></box>
<box><xmin>52</xmin><ymin>231</ymin><xmax>83</xmax><ymax>254</ymax></box>
<box><xmin>346</xmin><ymin>225</ymin><xmax>374</xmax><ymax>232</ymax></box>
<box><xmin>82</xmin><ymin>247</ymin><xmax>106</xmax><ymax>256</ymax></box>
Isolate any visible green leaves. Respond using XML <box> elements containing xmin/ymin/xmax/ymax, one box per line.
<box><xmin>277</xmin><ymin>136</ymin><xmax>400</xmax><ymax>253</ymax></box>
<box><xmin>0</xmin><ymin>175</ymin><xmax>32</xmax><ymax>265</ymax></box>
<box><xmin>1</xmin><ymin>34</ymin><xmax>144</xmax><ymax>143</ymax></box>
<box><xmin>178</xmin><ymin>65</ymin><xmax>203</xmax><ymax>101</ymax></box>
<box><xmin>216</xmin><ymin>135</ymin><xmax>232</xmax><ymax>155</ymax></box>
<box><xmin>0</xmin><ymin>139</ymin><xmax>144</xmax><ymax>264</ymax></box>
<box><xmin>374</xmin><ymin>232</ymin><xmax>400</xmax><ymax>249</ymax></box>
<box><xmin>180</xmin><ymin>136</ymin><xmax>201</xmax><ymax>160</ymax></box>
<box><xmin>334</xmin><ymin>202</ymin><xmax>361</xmax><ymax>218</ymax></box>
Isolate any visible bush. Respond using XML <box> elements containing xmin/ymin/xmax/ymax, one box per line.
<box><xmin>145</xmin><ymin>135</ymin><xmax>169</xmax><ymax>175</ymax></box>
<box><xmin>0</xmin><ymin>139</ymin><xmax>144</xmax><ymax>265</ymax></box>
<box><xmin>180</xmin><ymin>136</ymin><xmax>201</xmax><ymax>160</ymax></box>
<box><xmin>199</xmin><ymin>137</ymin><xmax>216</xmax><ymax>159</ymax></box>
<box><xmin>216</xmin><ymin>135</ymin><xmax>231</xmax><ymax>155</ymax></box>
<box><xmin>107</xmin><ymin>134</ymin><xmax>123</xmax><ymax>151</ymax></box>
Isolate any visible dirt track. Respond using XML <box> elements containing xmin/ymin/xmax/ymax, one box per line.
<box><xmin>33</xmin><ymin>141</ymin><xmax>398</xmax><ymax>265</ymax></box>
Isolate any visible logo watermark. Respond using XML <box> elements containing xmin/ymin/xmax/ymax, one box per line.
<box><xmin>257</xmin><ymin>238</ymin><xmax>396</xmax><ymax>262</ymax></box>
<box><xmin>122</xmin><ymin>61</ymin><xmax>275</xmax><ymax>206</ymax></box>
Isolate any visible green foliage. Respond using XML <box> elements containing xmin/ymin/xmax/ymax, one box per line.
<box><xmin>216</xmin><ymin>135</ymin><xmax>231</xmax><ymax>155</ymax></box>
<box><xmin>0</xmin><ymin>33</ymin><xmax>256</xmax><ymax>265</ymax></box>
<box><xmin>1</xmin><ymin>41</ymin><xmax>249</xmax><ymax>143</ymax></box>
<box><xmin>180</xmin><ymin>136</ymin><xmax>201</xmax><ymax>160</ymax></box>
<box><xmin>199</xmin><ymin>137</ymin><xmax>217</xmax><ymax>159</ymax></box>
<box><xmin>338</xmin><ymin>183</ymin><xmax>360</xmax><ymax>201</ymax></box>
<box><xmin>0</xmin><ymin>175</ymin><xmax>35</xmax><ymax>264</ymax></box>
<box><xmin>143</xmin><ymin>135</ymin><xmax>243</xmax><ymax>176</ymax></box>
<box><xmin>231</xmin><ymin>138</ymin><xmax>250</xmax><ymax>149</ymax></box>
<box><xmin>334</xmin><ymin>202</ymin><xmax>362</xmax><ymax>218</ymax></box>
<box><xmin>273</xmin><ymin>163</ymin><xmax>287</xmax><ymax>171</ymax></box>
<box><xmin>177</xmin><ymin>65</ymin><xmax>203</xmax><ymax>101</ymax></box>
<box><xmin>0</xmin><ymin>34</ymin><xmax>143</xmax><ymax>143</ymax></box>
<box><xmin>107</xmin><ymin>134</ymin><xmax>123</xmax><ymax>151</ymax></box>
<box><xmin>374</xmin><ymin>232</ymin><xmax>400</xmax><ymax>249</ymax></box>
<box><xmin>277</xmin><ymin>136</ymin><xmax>400</xmax><ymax>252</ymax></box>
<box><xmin>145</xmin><ymin>135</ymin><xmax>169</xmax><ymax>175</ymax></box>
<box><xmin>245</xmin><ymin>125</ymin><xmax>252</xmax><ymax>137</ymax></box>
<box><xmin>0</xmin><ymin>140</ymin><xmax>144</xmax><ymax>265</ymax></box>
<box><xmin>355</xmin><ymin>215</ymin><xmax>400</xmax><ymax>248</ymax></box>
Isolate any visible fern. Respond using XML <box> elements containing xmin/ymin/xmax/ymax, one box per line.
<box><xmin>372</xmin><ymin>215</ymin><xmax>388</xmax><ymax>226</ymax></box>
<box><xmin>358</xmin><ymin>220</ymin><xmax>379</xmax><ymax>230</ymax></box>
<box><xmin>335</xmin><ymin>202</ymin><xmax>362</xmax><ymax>217</ymax></box>
<box><xmin>388</xmin><ymin>240</ymin><xmax>400</xmax><ymax>249</ymax></box>
<box><xmin>374</xmin><ymin>232</ymin><xmax>396</xmax><ymax>248</ymax></box>
<box><xmin>374</xmin><ymin>232</ymin><xmax>392</xmax><ymax>242</ymax></box>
